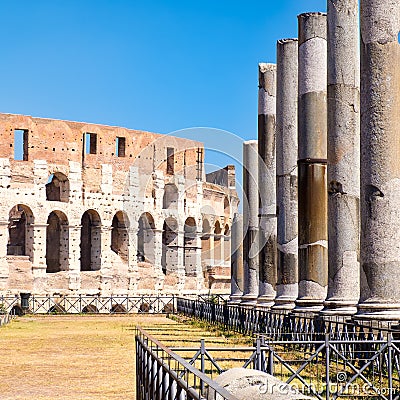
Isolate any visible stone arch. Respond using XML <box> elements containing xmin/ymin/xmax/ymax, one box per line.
<box><xmin>184</xmin><ymin>217</ymin><xmax>197</xmax><ymax>276</ymax></box>
<box><xmin>80</xmin><ymin>209</ymin><xmax>101</xmax><ymax>271</ymax></box>
<box><xmin>137</xmin><ymin>212</ymin><xmax>155</xmax><ymax>264</ymax></box>
<box><xmin>111</xmin><ymin>211</ymin><xmax>129</xmax><ymax>261</ymax></box>
<box><xmin>214</xmin><ymin>220</ymin><xmax>222</xmax><ymax>265</ymax></box>
<box><xmin>163</xmin><ymin>183</ymin><xmax>178</xmax><ymax>209</ymax></box>
<box><xmin>7</xmin><ymin>204</ymin><xmax>34</xmax><ymax>260</ymax></box>
<box><xmin>201</xmin><ymin>218</ymin><xmax>211</xmax><ymax>269</ymax></box>
<box><xmin>46</xmin><ymin>210</ymin><xmax>69</xmax><ymax>273</ymax></box>
<box><xmin>46</xmin><ymin>172</ymin><xmax>70</xmax><ymax>202</ymax></box>
<box><xmin>161</xmin><ymin>217</ymin><xmax>178</xmax><ymax>275</ymax></box>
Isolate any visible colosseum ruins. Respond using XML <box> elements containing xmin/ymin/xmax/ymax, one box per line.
<box><xmin>0</xmin><ymin>113</ymin><xmax>238</xmax><ymax>296</ymax></box>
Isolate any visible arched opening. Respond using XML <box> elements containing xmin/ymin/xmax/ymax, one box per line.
<box><xmin>224</xmin><ymin>224</ymin><xmax>231</xmax><ymax>265</ymax></box>
<box><xmin>111</xmin><ymin>303</ymin><xmax>127</xmax><ymax>313</ymax></box>
<box><xmin>224</xmin><ymin>196</ymin><xmax>230</xmax><ymax>218</ymax></box>
<box><xmin>80</xmin><ymin>210</ymin><xmax>101</xmax><ymax>271</ymax></box>
<box><xmin>111</xmin><ymin>211</ymin><xmax>129</xmax><ymax>261</ymax></box>
<box><xmin>214</xmin><ymin>221</ymin><xmax>222</xmax><ymax>266</ymax></box>
<box><xmin>163</xmin><ymin>183</ymin><xmax>178</xmax><ymax>209</ymax></box>
<box><xmin>184</xmin><ymin>217</ymin><xmax>197</xmax><ymax>276</ymax></box>
<box><xmin>161</xmin><ymin>217</ymin><xmax>178</xmax><ymax>275</ymax></box>
<box><xmin>7</xmin><ymin>205</ymin><xmax>34</xmax><ymax>259</ymax></box>
<box><xmin>137</xmin><ymin>213</ymin><xmax>155</xmax><ymax>264</ymax></box>
<box><xmin>46</xmin><ymin>172</ymin><xmax>70</xmax><ymax>202</ymax></box>
<box><xmin>201</xmin><ymin>219</ymin><xmax>211</xmax><ymax>270</ymax></box>
<box><xmin>46</xmin><ymin>211</ymin><xmax>69</xmax><ymax>273</ymax></box>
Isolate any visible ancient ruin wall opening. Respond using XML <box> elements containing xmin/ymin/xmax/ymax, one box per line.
<box><xmin>46</xmin><ymin>211</ymin><xmax>69</xmax><ymax>273</ymax></box>
<box><xmin>224</xmin><ymin>196</ymin><xmax>230</xmax><ymax>218</ymax></box>
<box><xmin>111</xmin><ymin>211</ymin><xmax>129</xmax><ymax>262</ymax></box>
<box><xmin>163</xmin><ymin>183</ymin><xmax>179</xmax><ymax>209</ymax></box>
<box><xmin>201</xmin><ymin>219</ymin><xmax>211</xmax><ymax>270</ymax></box>
<box><xmin>161</xmin><ymin>217</ymin><xmax>178</xmax><ymax>275</ymax></box>
<box><xmin>7</xmin><ymin>205</ymin><xmax>34</xmax><ymax>260</ymax></box>
<box><xmin>184</xmin><ymin>217</ymin><xmax>197</xmax><ymax>276</ymax></box>
<box><xmin>13</xmin><ymin>129</ymin><xmax>28</xmax><ymax>161</ymax></box>
<box><xmin>80</xmin><ymin>210</ymin><xmax>101</xmax><ymax>271</ymax></box>
<box><xmin>137</xmin><ymin>213</ymin><xmax>155</xmax><ymax>264</ymax></box>
<box><xmin>214</xmin><ymin>220</ymin><xmax>222</xmax><ymax>266</ymax></box>
<box><xmin>224</xmin><ymin>224</ymin><xmax>231</xmax><ymax>264</ymax></box>
<box><xmin>46</xmin><ymin>172</ymin><xmax>70</xmax><ymax>202</ymax></box>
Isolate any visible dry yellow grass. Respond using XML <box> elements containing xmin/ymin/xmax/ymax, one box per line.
<box><xmin>0</xmin><ymin>314</ymin><xmax>176</xmax><ymax>400</ymax></box>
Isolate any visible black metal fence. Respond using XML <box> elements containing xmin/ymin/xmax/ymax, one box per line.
<box><xmin>176</xmin><ymin>297</ymin><xmax>399</xmax><ymax>341</ymax></box>
<box><xmin>0</xmin><ymin>294</ymin><xmax>176</xmax><ymax>315</ymax></box>
<box><xmin>135</xmin><ymin>326</ymin><xmax>239</xmax><ymax>400</ymax></box>
<box><xmin>170</xmin><ymin>335</ymin><xmax>400</xmax><ymax>400</ymax></box>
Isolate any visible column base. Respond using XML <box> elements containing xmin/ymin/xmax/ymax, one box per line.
<box><xmin>321</xmin><ymin>298</ymin><xmax>358</xmax><ymax>316</ymax></box>
<box><xmin>294</xmin><ymin>298</ymin><xmax>324</xmax><ymax>314</ymax></box>
<box><xmin>273</xmin><ymin>296</ymin><xmax>296</xmax><ymax>311</ymax></box>
<box><xmin>354</xmin><ymin>300</ymin><xmax>400</xmax><ymax>321</ymax></box>
<box><xmin>240</xmin><ymin>294</ymin><xmax>258</xmax><ymax>308</ymax></box>
<box><xmin>256</xmin><ymin>296</ymin><xmax>274</xmax><ymax>310</ymax></box>
<box><xmin>229</xmin><ymin>293</ymin><xmax>243</xmax><ymax>305</ymax></box>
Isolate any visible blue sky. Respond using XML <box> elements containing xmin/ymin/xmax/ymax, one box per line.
<box><xmin>1</xmin><ymin>0</ymin><xmax>325</xmax><ymax>192</ymax></box>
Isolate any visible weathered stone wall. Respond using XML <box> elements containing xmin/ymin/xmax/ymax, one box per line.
<box><xmin>0</xmin><ymin>113</ymin><xmax>238</xmax><ymax>296</ymax></box>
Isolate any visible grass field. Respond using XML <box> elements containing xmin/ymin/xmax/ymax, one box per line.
<box><xmin>0</xmin><ymin>314</ymin><xmax>252</xmax><ymax>400</ymax></box>
<box><xmin>0</xmin><ymin>314</ymin><xmax>170</xmax><ymax>400</ymax></box>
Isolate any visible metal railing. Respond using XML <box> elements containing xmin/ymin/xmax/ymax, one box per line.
<box><xmin>170</xmin><ymin>335</ymin><xmax>400</xmax><ymax>400</ymax></box>
<box><xmin>0</xmin><ymin>294</ymin><xmax>176</xmax><ymax>314</ymax></box>
<box><xmin>0</xmin><ymin>313</ymin><xmax>13</xmax><ymax>326</ymax></box>
<box><xmin>135</xmin><ymin>326</ymin><xmax>239</xmax><ymax>400</ymax></box>
<box><xmin>176</xmin><ymin>297</ymin><xmax>399</xmax><ymax>341</ymax></box>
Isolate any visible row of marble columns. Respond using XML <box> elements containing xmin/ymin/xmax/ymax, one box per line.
<box><xmin>231</xmin><ymin>0</ymin><xmax>400</xmax><ymax>320</ymax></box>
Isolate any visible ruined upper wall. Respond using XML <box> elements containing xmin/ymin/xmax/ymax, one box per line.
<box><xmin>206</xmin><ymin>165</ymin><xmax>236</xmax><ymax>189</ymax></box>
<box><xmin>0</xmin><ymin>113</ymin><xmax>205</xmax><ymax>191</ymax></box>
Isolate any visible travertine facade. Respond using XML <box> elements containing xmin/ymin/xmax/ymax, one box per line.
<box><xmin>0</xmin><ymin>113</ymin><xmax>238</xmax><ymax>296</ymax></box>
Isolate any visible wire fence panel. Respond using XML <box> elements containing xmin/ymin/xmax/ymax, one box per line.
<box><xmin>0</xmin><ymin>294</ymin><xmax>176</xmax><ymax>314</ymax></box>
<box><xmin>135</xmin><ymin>326</ymin><xmax>240</xmax><ymax>400</ymax></box>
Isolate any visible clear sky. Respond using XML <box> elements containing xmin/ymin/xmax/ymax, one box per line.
<box><xmin>1</xmin><ymin>0</ymin><xmax>326</xmax><ymax>198</ymax></box>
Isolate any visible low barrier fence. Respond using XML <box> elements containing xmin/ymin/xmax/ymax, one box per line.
<box><xmin>0</xmin><ymin>294</ymin><xmax>176</xmax><ymax>315</ymax></box>
<box><xmin>170</xmin><ymin>335</ymin><xmax>400</xmax><ymax>400</ymax></box>
<box><xmin>135</xmin><ymin>326</ymin><xmax>239</xmax><ymax>400</ymax></box>
<box><xmin>0</xmin><ymin>313</ymin><xmax>13</xmax><ymax>326</ymax></box>
<box><xmin>176</xmin><ymin>297</ymin><xmax>399</xmax><ymax>342</ymax></box>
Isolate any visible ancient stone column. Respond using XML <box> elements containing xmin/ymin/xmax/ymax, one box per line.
<box><xmin>31</xmin><ymin>224</ymin><xmax>48</xmax><ymax>293</ymax></box>
<box><xmin>230</xmin><ymin>213</ymin><xmax>244</xmax><ymax>304</ymax></box>
<box><xmin>257</xmin><ymin>63</ymin><xmax>277</xmax><ymax>309</ymax></box>
<box><xmin>241</xmin><ymin>140</ymin><xmax>259</xmax><ymax>306</ymax></box>
<box><xmin>273</xmin><ymin>39</ymin><xmax>299</xmax><ymax>311</ymax></box>
<box><xmin>128</xmin><ymin>227</ymin><xmax>139</xmax><ymax>293</ymax></box>
<box><xmin>322</xmin><ymin>0</ymin><xmax>360</xmax><ymax>316</ymax></box>
<box><xmin>68</xmin><ymin>225</ymin><xmax>82</xmax><ymax>291</ymax></box>
<box><xmin>357</xmin><ymin>0</ymin><xmax>400</xmax><ymax>320</ymax></box>
<box><xmin>153</xmin><ymin>228</ymin><xmax>164</xmax><ymax>291</ymax></box>
<box><xmin>295</xmin><ymin>12</ymin><xmax>328</xmax><ymax>313</ymax></box>
<box><xmin>0</xmin><ymin>221</ymin><xmax>9</xmax><ymax>291</ymax></box>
